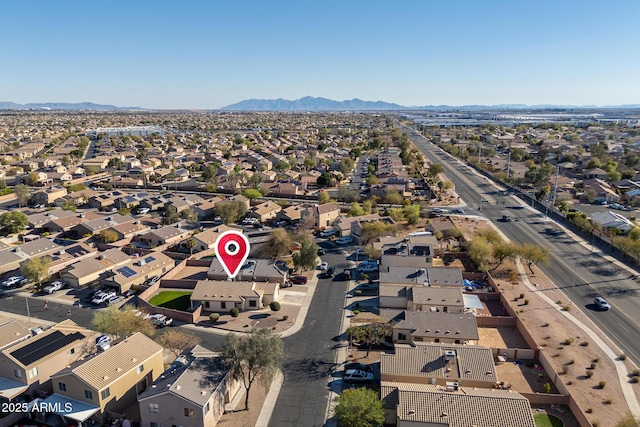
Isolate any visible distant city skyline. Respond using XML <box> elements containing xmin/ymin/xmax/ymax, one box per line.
<box><xmin>2</xmin><ymin>0</ymin><xmax>639</xmax><ymax>110</ymax></box>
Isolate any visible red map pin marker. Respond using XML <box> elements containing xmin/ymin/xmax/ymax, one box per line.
<box><xmin>214</xmin><ymin>230</ymin><xmax>251</xmax><ymax>279</ymax></box>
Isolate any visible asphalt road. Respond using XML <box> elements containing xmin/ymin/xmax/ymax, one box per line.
<box><xmin>270</xmin><ymin>242</ymin><xmax>349</xmax><ymax>426</ymax></box>
<box><xmin>402</xmin><ymin>124</ymin><xmax>640</xmax><ymax>364</ymax></box>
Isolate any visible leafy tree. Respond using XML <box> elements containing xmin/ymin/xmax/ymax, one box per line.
<box><xmin>66</xmin><ymin>183</ymin><xmax>87</xmax><ymax>192</ymax></box>
<box><xmin>274</xmin><ymin>160</ymin><xmax>290</xmax><ymax>172</ymax></box>
<box><xmin>25</xmin><ymin>172</ymin><xmax>39</xmax><ymax>186</ymax></box>
<box><xmin>347</xmin><ymin>322</ymin><xmax>392</xmax><ymax>356</ymax></box>
<box><xmin>491</xmin><ymin>242</ymin><xmax>519</xmax><ymax>271</ymax></box>
<box><xmin>220</xmin><ymin>328</ymin><xmax>283</xmax><ymax>410</ymax></box>
<box><xmin>360</xmin><ymin>221</ymin><xmax>395</xmax><ymax>246</ymax></box>
<box><xmin>14</xmin><ymin>184</ymin><xmax>31</xmax><ymax>207</ymax></box>
<box><xmin>292</xmin><ymin>235</ymin><xmax>318</xmax><ymax>271</ymax></box>
<box><xmin>383</xmin><ymin>190</ymin><xmax>403</xmax><ymax>205</ymax></box>
<box><xmin>214</xmin><ymin>200</ymin><xmax>248</xmax><ymax>224</ymax></box>
<box><xmin>156</xmin><ymin>329</ymin><xmax>201</xmax><ymax>357</ymax></box>
<box><xmin>163</xmin><ymin>205</ymin><xmax>180</xmax><ymax>224</ymax></box>
<box><xmin>403</xmin><ymin>204</ymin><xmax>420</xmax><ymax>225</ymax></box>
<box><xmin>316</xmin><ymin>172</ymin><xmax>334</xmax><ymax>188</ymax></box>
<box><xmin>107</xmin><ymin>157</ymin><xmax>123</xmax><ymax>169</ymax></box>
<box><xmin>0</xmin><ymin>211</ymin><xmax>28</xmax><ymax>234</ymax></box>
<box><xmin>96</xmin><ymin>229</ymin><xmax>119</xmax><ymax>243</ymax></box>
<box><xmin>180</xmin><ymin>207</ymin><xmax>197</xmax><ymax>222</ymax></box>
<box><xmin>427</xmin><ymin>163</ymin><xmax>445</xmax><ymax>178</ymax></box>
<box><xmin>247</xmin><ymin>173</ymin><xmax>263</xmax><ymax>189</ymax></box>
<box><xmin>317</xmin><ymin>191</ymin><xmax>331</xmax><ymax>204</ymax></box>
<box><xmin>518</xmin><ymin>243</ymin><xmax>550</xmax><ymax>274</ymax></box>
<box><xmin>349</xmin><ymin>202</ymin><xmax>365</xmax><ymax>217</ymax></box>
<box><xmin>185</xmin><ymin>237</ymin><xmax>196</xmax><ymax>255</ymax></box>
<box><xmin>92</xmin><ymin>305</ymin><xmax>155</xmax><ymax>338</ymax></box>
<box><xmin>467</xmin><ymin>236</ymin><xmax>493</xmax><ymax>272</ymax></box>
<box><xmin>201</xmin><ymin>163</ymin><xmax>218</xmax><ymax>182</ymax></box>
<box><xmin>339</xmin><ymin>157</ymin><xmax>355</xmax><ymax>175</ymax></box>
<box><xmin>243</xmin><ymin>189</ymin><xmax>262</xmax><ymax>200</ymax></box>
<box><xmin>265</xmin><ymin>228</ymin><xmax>292</xmax><ymax>259</ymax></box>
<box><xmin>21</xmin><ymin>256</ymin><xmax>52</xmax><ymax>289</ymax></box>
<box><xmin>334</xmin><ymin>388</ymin><xmax>384</xmax><ymax>427</ymax></box>
<box><xmin>117</xmin><ymin>207</ymin><xmax>131</xmax><ymax>216</ymax></box>
<box><xmin>614</xmin><ymin>412</ymin><xmax>640</xmax><ymax>427</ymax></box>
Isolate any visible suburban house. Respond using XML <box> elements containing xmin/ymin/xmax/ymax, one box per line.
<box><xmin>45</xmin><ymin>332</ymin><xmax>164</xmax><ymax>425</ymax></box>
<box><xmin>277</xmin><ymin>205</ymin><xmax>305</xmax><ymax>223</ymax></box>
<box><xmin>374</xmin><ymin>235</ymin><xmax>436</xmax><ymax>266</ymax></box>
<box><xmin>582</xmin><ymin>178</ymin><xmax>621</xmax><ymax>203</ymax></box>
<box><xmin>590</xmin><ymin>210</ymin><xmax>634</xmax><ymax>233</ymax></box>
<box><xmin>305</xmin><ymin>203</ymin><xmax>341</xmax><ymax>228</ymax></box>
<box><xmin>190</xmin><ymin>280</ymin><xmax>278</xmax><ymax>314</ymax></box>
<box><xmin>70</xmin><ymin>214</ymin><xmax>136</xmax><ymax>238</ymax></box>
<box><xmin>46</xmin><ymin>243</ymin><xmax>97</xmax><ymax>275</ymax></box>
<box><xmin>207</xmin><ymin>258</ymin><xmax>288</xmax><ymax>285</ymax></box>
<box><xmin>248</xmin><ymin>201</ymin><xmax>282</xmax><ymax>222</ymax></box>
<box><xmin>27</xmin><ymin>208</ymin><xmax>79</xmax><ymax>230</ymax></box>
<box><xmin>0</xmin><ymin>320</ymin><xmax>97</xmax><ymax>404</ymax></box>
<box><xmin>101</xmin><ymin>252</ymin><xmax>175</xmax><ymax>293</ymax></box>
<box><xmin>32</xmin><ymin>185</ymin><xmax>68</xmax><ymax>206</ymax></box>
<box><xmin>350</xmin><ymin>214</ymin><xmax>394</xmax><ymax>244</ymax></box>
<box><xmin>41</xmin><ymin>212</ymin><xmax>102</xmax><ymax>234</ymax></box>
<box><xmin>380</xmin><ymin>382</ymin><xmax>535</xmax><ymax>427</ymax></box>
<box><xmin>0</xmin><ymin>238</ymin><xmax>65</xmax><ymax>276</ymax></box>
<box><xmin>60</xmin><ymin>248</ymin><xmax>132</xmax><ymax>288</ymax></box>
<box><xmin>380</xmin><ymin>343</ymin><xmax>497</xmax><ymax>388</ymax></box>
<box><xmin>134</xmin><ymin>224</ymin><xmax>192</xmax><ymax>248</ymax></box>
<box><xmin>137</xmin><ymin>345</ymin><xmax>241</xmax><ymax>427</ymax></box>
<box><xmin>192</xmin><ymin>225</ymin><xmax>234</xmax><ymax>252</ymax></box>
<box><xmin>392</xmin><ymin>311</ymin><xmax>479</xmax><ymax>345</ymax></box>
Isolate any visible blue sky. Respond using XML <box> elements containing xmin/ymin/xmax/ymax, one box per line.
<box><xmin>2</xmin><ymin>0</ymin><xmax>639</xmax><ymax>109</ymax></box>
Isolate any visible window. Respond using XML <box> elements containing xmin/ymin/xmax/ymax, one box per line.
<box><xmin>137</xmin><ymin>364</ymin><xmax>144</xmax><ymax>374</ymax></box>
<box><xmin>58</xmin><ymin>382</ymin><xmax>67</xmax><ymax>392</ymax></box>
<box><xmin>204</xmin><ymin>402</ymin><xmax>210</xmax><ymax>414</ymax></box>
<box><xmin>85</xmin><ymin>390</ymin><xmax>93</xmax><ymax>400</ymax></box>
<box><xmin>455</xmin><ymin>339</ymin><xmax>461</xmax><ymax>344</ymax></box>
<box><xmin>28</xmin><ymin>367</ymin><xmax>38</xmax><ymax>379</ymax></box>
<box><xmin>13</xmin><ymin>369</ymin><xmax>22</xmax><ymax>378</ymax></box>
<box><xmin>184</xmin><ymin>407</ymin><xmax>194</xmax><ymax>418</ymax></box>
<box><xmin>150</xmin><ymin>423</ymin><xmax>159</xmax><ymax>427</ymax></box>
<box><xmin>221</xmin><ymin>302</ymin><xmax>226</xmax><ymax>309</ymax></box>
<box><xmin>434</xmin><ymin>338</ymin><xmax>440</xmax><ymax>343</ymax></box>
<box><xmin>205</xmin><ymin>302</ymin><xmax>210</xmax><ymax>309</ymax></box>
<box><xmin>101</xmin><ymin>388</ymin><xmax>110</xmax><ymax>399</ymax></box>
<box><xmin>249</xmin><ymin>300</ymin><xmax>257</xmax><ymax>308</ymax></box>
<box><xmin>149</xmin><ymin>403</ymin><xmax>159</xmax><ymax>413</ymax></box>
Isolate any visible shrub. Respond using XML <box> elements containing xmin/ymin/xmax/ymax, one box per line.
<box><xmin>353</xmin><ymin>310</ymin><xmax>360</xmax><ymax>315</ymax></box>
<box><xmin>619</xmin><ymin>353</ymin><xmax>627</xmax><ymax>360</ymax></box>
<box><xmin>567</xmin><ymin>359</ymin><xmax>575</xmax><ymax>365</ymax></box>
<box><xmin>563</xmin><ymin>305</ymin><xmax>571</xmax><ymax>311</ymax></box>
<box><xmin>566</xmin><ymin>380</ymin><xmax>572</xmax><ymax>385</ymax></box>
<box><xmin>524</xmin><ymin>299</ymin><xmax>529</xmax><ymax>305</ymax></box>
<box><xmin>543</xmin><ymin>383</ymin><xmax>551</xmax><ymax>393</ymax></box>
<box><xmin>598</xmin><ymin>381</ymin><xmax>606</xmax><ymax>389</ymax></box>
<box><xmin>563</xmin><ymin>338</ymin><xmax>573</xmax><ymax>345</ymax></box>
<box><xmin>586</xmin><ymin>370</ymin><xmax>594</xmax><ymax>378</ymax></box>
<box><xmin>209</xmin><ymin>313</ymin><xmax>220</xmax><ymax>322</ymax></box>
<box><xmin>282</xmin><ymin>315</ymin><xmax>289</xmax><ymax>321</ymax></box>
<box><xmin>580</xmin><ymin>341</ymin><xmax>589</xmax><ymax>347</ymax></box>
<box><xmin>556</xmin><ymin>300</ymin><xmax>562</xmax><ymax>305</ymax></box>
<box><xmin>590</xmin><ymin>362</ymin><xmax>597</xmax><ymax>369</ymax></box>
<box><xmin>603</xmin><ymin>399</ymin><xmax>612</xmax><ymax>405</ymax></box>
<box><xmin>542</xmin><ymin>322</ymin><xmax>550</xmax><ymax>327</ymax></box>
<box><xmin>355</xmin><ymin>289</ymin><xmax>362</xmax><ymax>295</ymax></box>
<box><xmin>586</xmin><ymin>408</ymin><xmax>593</xmax><ymax>414</ymax></box>
<box><xmin>230</xmin><ymin>308</ymin><xmax>239</xmax><ymax>317</ymax></box>
<box><xmin>632</xmin><ymin>369</ymin><xmax>640</xmax><ymax>377</ymax></box>
<box><xmin>631</xmin><ymin>377</ymin><xmax>639</xmax><ymax>383</ymax></box>
<box><xmin>519</xmin><ymin>293</ymin><xmax>525</xmax><ymax>299</ymax></box>
<box><xmin>270</xmin><ymin>301</ymin><xmax>281</xmax><ymax>312</ymax></box>
<box><xmin>592</xmin><ymin>358</ymin><xmax>599</xmax><ymax>363</ymax></box>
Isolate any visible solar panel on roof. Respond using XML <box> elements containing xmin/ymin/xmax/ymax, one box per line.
<box><xmin>143</xmin><ymin>256</ymin><xmax>155</xmax><ymax>264</ymax></box>
<box><xmin>117</xmin><ymin>266</ymin><xmax>137</xmax><ymax>278</ymax></box>
<box><xmin>11</xmin><ymin>331</ymin><xmax>85</xmax><ymax>366</ymax></box>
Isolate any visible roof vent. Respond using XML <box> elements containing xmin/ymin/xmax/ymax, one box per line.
<box><xmin>408</xmin><ymin>409</ymin><xmax>415</xmax><ymax>415</ymax></box>
<box><xmin>441</xmin><ymin>412</ymin><xmax>448</xmax><ymax>417</ymax></box>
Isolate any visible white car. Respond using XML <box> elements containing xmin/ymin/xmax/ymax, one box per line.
<box><xmin>2</xmin><ymin>276</ymin><xmax>24</xmax><ymax>288</ymax></box>
<box><xmin>44</xmin><ymin>281</ymin><xmax>65</xmax><ymax>294</ymax></box>
<box><xmin>319</xmin><ymin>262</ymin><xmax>329</xmax><ymax>271</ymax></box>
<box><xmin>92</xmin><ymin>290</ymin><xmax>117</xmax><ymax>305</ymax></box>
<box><xmin>136</xmin><ymin>207</ymin><xmax>150</xmax><ymax>214</ymax></box>
<box><xmin>594</xmin><ymin>296</ymin><xmax>611</xmax><ymax>310</ymax></box>
<box><xmin>344</xmin><ymin>369</ymin><xmax>375</xmax><ymax>383</ymax></box>
<box><xmin>336</xmin><ymin>236</ymin><xmax>353</xmax><ymax>245</ymax></box>
<box><xmin>147</xmin><ymin>314</ymin><xmax>173</xmax><ymax>328</ymax></box>
<box><xmin>357</xmin><ymin>262</ymin><xmax>378</xmax><ymax>273</ymax></box>
<box><xmin>319</xmin><ymin>229</ymin><xmax>335</xmax><ymax>238</ymax></box>
<box><xmin>431</xmin><ymin>208</ymin><xmax>448</xmax><ymax>214</ymax></box>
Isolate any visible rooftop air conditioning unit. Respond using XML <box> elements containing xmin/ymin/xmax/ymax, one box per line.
<box><xmin>444</xmin><ymin>350</ymin><xmax>456</xmax><ymax>360</ymax></box>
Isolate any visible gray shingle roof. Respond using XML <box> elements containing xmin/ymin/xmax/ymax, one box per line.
<box><xmin>395</xmin><ymin>311</ymin><xmax>479</xmax><ymax>341</ymax></box>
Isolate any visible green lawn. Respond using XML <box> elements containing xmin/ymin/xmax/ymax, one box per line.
<box><xmin>148</xmin><ymin>291</ymin><xmax>192</xmax><ymax>311</ymax></box>
<box><xmin>533</xmin><ymin>413</ymin><xmax>564</xmax><ymax>427</ymax></box>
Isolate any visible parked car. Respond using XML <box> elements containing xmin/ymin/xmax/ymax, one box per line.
<box><xmin>96</xmin><ymin>335</ymin><xmax>111</xmax><ymax>352</ymax></box>
<box><xmin>319</xmin><ymin>229</ymin><xmax>335</xmax><ymax>238</ymax></box>
<box><xmin>92</xmin><ymin>290</ymin><xmax>117</xmax><ymax>305</ymax></box>
<box><xmin>594</xmin><ymin>296</ymin><xmax>611</xmax><ymax>310</ymax></box>
<box><xmin>147</xmin><ymin>314</ymin><xmax>173</xmax><ymax>328</ymax></box>
<box><xmin>319</xmin><ymin>262</ymin><xmax>329</xmax><ymax>271</ymax></box>
<box><xmin>317</xmin><ymin>248</ymin><xmax>326</xmax><ymax>256</ymax></box>
<box><xmin>344</xmin><ymin>369</ymin><xmax>374</xmax><ymax>383</ymax></box>
<box><xmin>280</xmin><ymin>281</ymin><xmax>293</xmax><ymax>288</ymax></box>
<box><xmin>136</xmin><ymin>207</ymin><xmax>150</xmax><ymax>214</ymax></box>
<box><xmin>44</xmin><ymin>281</ymin><xmax>65</xmax><ymax>294</ymax></box>
<box><xmin>325</xmin><ymin>266</ymin><xmax>335</xmax><ymax>277</ymax></box>
<box><xmin>336</xmin><ymin>236</ymin><xmax>353</xmax><ymax>245</ymax></box>
<box><xmin>290</xmin><ymin>275</ymin><xmax>308</xmax><ymax>285</ymax></box>
<box><xmin>357</xmin><ymin>262</ymin><xmax>378</xmax><ymax>273</ymax></box>
<box><xmin>345</xmin><ymin>362</ymin><xmax>373</xmax><ymax>373</ymax></box>
<box><xmin>2</xmin><ymin>276</ymin><xmax>24</xmax><ymax>288</ymax></box>
<box><xmin>358</xmin><ymin>282</ymin><xmax>379</xmax><ymax>291</ymax></box>
<box><xmin>107</xmin><ymin>295</ymin><xmax>125</xmax><ymax>305</ymax></box>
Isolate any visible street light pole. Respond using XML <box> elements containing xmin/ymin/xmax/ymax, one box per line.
<box><xmin>25</xmin><ymin>294</ymin><xmax>31</xmax><ymax>325</ymax></box>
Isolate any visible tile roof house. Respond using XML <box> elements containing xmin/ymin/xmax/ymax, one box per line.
<box><xmin>32</xmin><ymin>185</ymin><xmax>68</xmax><ymax>205</ymax></box>
<box><xmin>582</xmin><ymin>178</ymin><xmax>621</xmax><ymax>203</ymax></box>
<box><xmin>190</xmin><ymin>279</ymin><xmax>279</xmax><ymax>313</ymax></box>
<box><xmin>138</xmin><ymin>345</ymin><xmax>241</xmax><ymax>427</ymax></box>
<box><xmin>192</xmin><ymin>225</ymin><xmax>234</xmax><ymax>252</ymax></box>
<box><xmin>60</xmin><ymin>248</ymin><xmax>132</xmax><ymax>288</ymax></box>
<box><xmin>591</xmin><ymin>211</ymin><xmax>634</xmax><ymax>233</ymax></box>
<box><xmin>71</xmin><ymin>214</ymin><xmax>136</xmax><ymax>238</ymax></box>
<box><xmin>46</xmin><ymin>332</ymin><xmax>164</xmax><ymax>425</ymax></box>
<box><xmin>102</xmin><ymin>251</ymin><xmax>175</xmax><ymax>293</ymax></box>
<box><xmin>380</xmin><ymin>382</ymin><xmax>535</xmax><ymax>427</ymax></box>
<box><xmin>248</xmin><ymin>201</ymin><xmax>282</xmax><ymax>222</ymax></box>
<box><xmin>392</xmin><ymin>311</ymin><xmax>479</xmax><ymax>345</ymax></box>
<box><xmin>380</xmin><ymin>343</ymin><xmax>497</xmax><ymax>388</ymax></box>
<box><xmin>134</xmin><ymin>224</ymin><xmax>193</xmax><ymax>248</ymax></box>
<box><xmin>207</xmin><ymin>258</ymin><xmax>288</xmax><ymax>285</ymax></box>
<box><xmin>0</xmin><ymin>320</ymin><xmax>97</xmax><ymax>401</ymax></box>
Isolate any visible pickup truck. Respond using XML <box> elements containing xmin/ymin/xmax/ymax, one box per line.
<box><xmin>44</xmin><ymin>281</ymin><xmax>65</xmax><ymax>294</ymax></box>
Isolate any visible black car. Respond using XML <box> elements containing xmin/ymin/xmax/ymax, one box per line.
<box><xmin>325</xmin><ymin>266</ymin><xmax>335</xmax><ymax>277</ymax></box>
<box><xmin>317</xmin><ymin>248</ymin><xmax>326</xmax><ymax>256</ymax></box>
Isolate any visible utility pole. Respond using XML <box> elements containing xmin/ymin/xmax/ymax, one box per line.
<box><xmin>506</xmin><ymin>146</ymin><xmax>511</xmax><ymax>182</ymax></box>
<box><xmin>550</xmin><ymin>166</ymin><xmax>559</xmax><ymax>214</ymax></box>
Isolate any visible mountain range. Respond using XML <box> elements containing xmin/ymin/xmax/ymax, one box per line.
<box><xmin>0</xmin><ymin>102</ymin><xmax>143</xmax><ymax>111</ymax></box>
<box><xmin>219</xmin><ymin>97</ymin><xmax>640</xmax><ymax>111</ymax></box>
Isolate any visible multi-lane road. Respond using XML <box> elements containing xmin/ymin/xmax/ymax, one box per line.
<box><xmin>402</xmin><ymin>123</ymin><xmax>640</xmax><ymax>364</ymax></box>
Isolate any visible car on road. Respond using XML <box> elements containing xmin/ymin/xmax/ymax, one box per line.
<box><xmin>502</xmin><ymin>215</ymin><xmax>512</xmax><ymax>222</ymax></box>
<box><xmin>431</xmin><ymin>208</ymin><xmax>448</xmax><ymax>214</ymax></box>
<box><xmin>336</xmin><ymin>236</ymin><xmax>353</xmax><ymax>245</ymax></box>
<box><xmin>451</xmin><ymin>208</ymin><xmax>465</xmax><ymax>214</ymax></box>
<box><xmin>344</xmin><ymin>369</ymin><xmax>375</xmax><ymax>383</ymax></box>
<box><xmin>594</xmin><ymin>296</ymin><xmax>611</xmax><ymax>310</ymax></box>
<box><xmin>44</xmin><ymin>281</ymin><xmax>65</xmax><ymax>294</ymax></box>
<box><xmin>290</xmin><ymin>275</ymin><xmax>308</xmax><ymax>285</ymax></box>
<box><xmin>319</xmin><ymin>262</ymin><xmax>329</xmax><ymax>271</ymax></box>
<box><xmin>319</xmin><ymin>229</ymin><xmax>335</xmax><ymax>238</ymax></box>
<box><xmin>357</xmin><ymin>262</ymin><xmax>378</xmax><ymax>273</ymax></box>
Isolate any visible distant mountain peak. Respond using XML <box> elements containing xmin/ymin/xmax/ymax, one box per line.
<box><xmin>220</xmin><ymin>96</ymin><xmax>405</xmax><ymax>111</ymax></box>
<box><xmin>0</xmin><ymin>101</ymin><xmax>143</xmax><ymax>111</ymax></box>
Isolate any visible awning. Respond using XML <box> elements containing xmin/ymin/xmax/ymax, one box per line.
<box><xmin>0</xmin><ymin>377</ymin><xmax>28</xmax><ymax>400</ymax></box>
<box><xmin>42</xmin><ymin>393</ymin><xmax>100</xmax><ymax>422</ymax></box>
<box><xmin>463</xmin><ymin>294</ymin><xmax>484</xmax><ymax>310</ymax></box>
